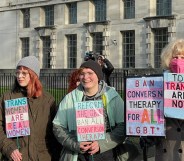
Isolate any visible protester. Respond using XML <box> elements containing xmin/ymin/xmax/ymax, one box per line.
<box><xmin>67</xmin><ymin>69</ymin><xmax>81</xmax><ymax>93</ymax></box>
<box><xmin>53</xmin><ymin>60</ymin><xmax>125</xmax><ymax>161</ymax></box>
<box><xmin>140</xmin><ymin>39</ymin><xmax>184</xmax><ymax>161</ymax></box>
<box><xmin>0</xmin><ymin>56</ymin><xmax>61</xmax><ymax>161</ymax></box>
<box><xmin>97</xmin><ymin>55</ymin><xmax>114</xmax><ymax>86</ymax></box>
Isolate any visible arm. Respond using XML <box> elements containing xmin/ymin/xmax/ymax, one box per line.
<box><xmin>52</xmin><ymin>94</ymin><xmax>81</xmax><ymax>153</ymax></box>
<box><xmin>98</xmin><ymin>123</ymin><xmax>125</xmax><ymax>153</ymax></box>
<box><xmin>53</xmin><ymin>124</ymin><xmax>80</xmax><ymax>153</ymax></box>
<box><xmin>98</xmin><ymin>92</ymin><xmax>125</xmax><ymax>153</ymax></box>
<box><xmin>46</xmin><ymin>95</ymin><xmax>62</xmax><ymax>161</ymax></box>
<box><xmin>103</xmin><ymin>58</ymin><xmax>114</xmax><ymax>76</ymax></box>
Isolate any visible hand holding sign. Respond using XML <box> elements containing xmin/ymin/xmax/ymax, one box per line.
<box><xmin>88</xmin><ymin>141</ymin><xmax>100</xmax><ymax>155</ymax></box>
<box><xmin>10</xmin><ymin>149</ymin><xmax>22</xmax><ymax>161</ymax></box>
<box><xmin>80</xmin><ymin>141</ymin><xmax>92</xmax><ymax>152</ymax></box>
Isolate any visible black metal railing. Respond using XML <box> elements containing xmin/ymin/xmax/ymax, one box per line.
<box><xmin>0</xmin><ymin>68</ymin><xmax>162</xmax><ymax>105</ymax></box>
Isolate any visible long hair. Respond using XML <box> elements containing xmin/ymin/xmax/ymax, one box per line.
<box><xmin>13</xmin><ymin>66</ymin><xmax>43</xmax><ymax>98</ymax></box>
<box><xmin>161</xmin><ymin>39</ymin><xmax>184</xmax><ymax>69</ymax></box>
<box><xmin>67</xmin><ymin>69</ymin><xmax>81</xmax><ymax>93</ymax></box>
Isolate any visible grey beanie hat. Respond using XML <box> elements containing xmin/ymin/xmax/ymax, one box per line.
<box><xmin>16</xmin><ymin>56</ymin><xmax>40</xmax><ymax>77</ymax></box>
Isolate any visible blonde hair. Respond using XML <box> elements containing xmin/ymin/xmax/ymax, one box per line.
<box><xmin>161</xmin><ymin>39</ymin><xmax>184</xmax><ymax>70</ymax></box>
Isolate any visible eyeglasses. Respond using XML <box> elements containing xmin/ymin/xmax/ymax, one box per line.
<box><xmin>15</xmin><ymin>71</ymin><xmax>29</xmax><ymax>77</ymax></box>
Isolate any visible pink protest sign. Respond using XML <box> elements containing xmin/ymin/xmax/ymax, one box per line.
<box><xmin>126</xmin><ymin>76</ymin><xmax>165</xmax><ymax>136</ymax></box>
<box><xmin>164</xmin><ymin>72</ymin><xmax>184</xmax><ymax>119</ymax></box>
<box><xmin>5</xmin><ymin>97</ymin><xmax>30</xmax><ymax>138</ymax></box>
<box><xmin>75</xmin><ymin>100</ymin><xmax>105</xmax><ymax>142</ymax></box>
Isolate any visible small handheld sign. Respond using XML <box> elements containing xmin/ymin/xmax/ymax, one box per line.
<box><xmin>5</xmin><ymin>97</ymin><xmax>30</xmax><ymax>138</ymax></box>
<box><xmin>75</xmin><ymin>100</ymin><xmax>105</xmax><ymax>142</ymax></box>
<box><xmin>164</xmin><ymin>72</ymin><xmax>184</xmax><ymax>119</ymax></box>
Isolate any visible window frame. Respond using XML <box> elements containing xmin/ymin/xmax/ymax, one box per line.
<box><xmin>124</xmin><ymin>0</ymin><xmax>135</xmax><ymax>19</ymax></box>
<box><xmin>42</xmin><ymin>36</ymin><xmax>51</xmax><ymax>68</ymax></box>
<box><xmin>44</xmin><ymin>5</ymin><xmax>54</xmax><ymax>26</ymax></box>
<box><xmin>67</xmin><ymin>34</ymin><xmax>77</xmax><ymax>68</ymax></box>
<box><xmin>122</xmin><ymin>30</ymin><xmax>135</xmax><ymax>68</ymax></box>
<box><xmin>21</xmin><ymin>37</ymin><xmax>29</xmax><ymax>58</ymax></box>
<box><xmin>93</xmin><ymin>0</ymin><xmax>106</xmax><ymax>22</ymax></box>
<box><xmin>156</xmin><ymin>0</ymin><xmax>172</xmax><ymax>16</ymax></box>
<box><xmin>68</xmin><ymin>3</ymin><xmax>77</xmax><ymax>24</ymax></box>
<box><xmin>22</xmin><ymin>8</ymin><xmax>30</xmax><ymax>28</ymax></box>
<box><xmin>153</xmin><ymin>28</ymin><xmax>168</xmax><ymax>68</ymax></box>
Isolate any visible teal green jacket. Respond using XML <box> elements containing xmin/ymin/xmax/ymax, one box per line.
<box><xmin>53</xmin><ymin>81</ymin><xmax>125</xmax><ymax>161</ymax></box>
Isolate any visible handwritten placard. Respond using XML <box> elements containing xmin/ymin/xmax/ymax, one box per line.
<box><xmin>164</xmin><ymin>73</ymin><xmax>184</xmax><ymax>119</ymax></box>
<box><xmin>5</xmin><ymin>97</ymin><xmax>30</xmax><ymax>138</ymax></box>
<box><xmin>126</xmin><ymin>76</ymin><xmax>165</xmax><ymax>136</ymax></box>
<box><xmin>75</xmin><ymin>100</ymin><xmax>105</xmax><ymax>142</ymax></box>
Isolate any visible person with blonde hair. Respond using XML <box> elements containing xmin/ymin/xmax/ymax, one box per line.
<box><xmin>161</xmin><ymin>39</ymin><xmax>184</xmax><ymax>72</ymax></box>
<box><xmin>141</xmin><ymin>39</ymin><xmax>184</xmax><ymax>161</ymax></box>
<box><xmin>0</xmin><ymin>56</ymin><xmax>61</xmax><ymax>161</ymax></box>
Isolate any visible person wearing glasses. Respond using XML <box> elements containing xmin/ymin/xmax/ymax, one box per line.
<box><xmin>0</xmin><ymin>56</ymin><xmax>61</xmax><ymax>161</ymax></box>
<box><xmin>53</xmin><ymin>60</ymin><xmax>125</xmax><ymax>161</ymax></box>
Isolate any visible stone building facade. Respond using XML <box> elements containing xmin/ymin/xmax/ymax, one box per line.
<box><xmin>0</xmin><ymin>0</ymin><xmax>183</xmax><ymax>69</ymax></box>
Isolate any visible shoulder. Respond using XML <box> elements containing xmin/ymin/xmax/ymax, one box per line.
<box><xmin>42</xmin><ymin>90</ymin><xmax>55</xmax><ymax>102</ymax></box>
<box><xmin>1</xmin><ymin>90</ymin><xmax>22</xmax><ymax>100</ymax></box>
<box><xmin>104</xmin><ymin>86</ymin><xmax>122</xmax><ymax>101</ymax></box>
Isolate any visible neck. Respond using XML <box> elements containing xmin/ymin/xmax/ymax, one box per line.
<box><xmin>84</xmin><ymin>85</ymin><xmax>98</xmax><ymax>96</ymax></box>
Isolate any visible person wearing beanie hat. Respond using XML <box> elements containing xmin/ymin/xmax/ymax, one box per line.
<box><xmin>80</xmin><ymin>60</ymin><xmax>103</xmax><ymax>81</ymax></box>
<box><xmin>16</xmin><ymin>55</ymin><xmax>40</xmax><ymax>77</ymax></box>
<box><xmin>53</xmin><ymin>60</ymin><xmax>125</xmax><ymax>161</ymax></box>
<box><xmin>0</xmin><ymin>56</ymin><xmax>61</xmax><ymax>161</ymax></box>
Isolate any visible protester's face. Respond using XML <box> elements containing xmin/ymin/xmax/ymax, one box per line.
<box><xmin>172</xmin><ymin>52</ymin><xmax>184</xmax><ymax>59</ymax></box>
<box><xmin>97</xmin><ymin>57</ymin><xmax>103</xmax><ymax>66</ymax></box>
<box><xmin>79</xmin><ymin>68</ymin><xmax>98</xmax><ymax>90</ymax></box>
<box><xmin>15</xmin><ymin>68</ymin><xmax>30</xmax><ymax>87</ymax></box>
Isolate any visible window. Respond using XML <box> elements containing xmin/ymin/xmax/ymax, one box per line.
<box><xmin>68</xmin><ymin>3</ymin><xmax>77</xmax><ymax>24</ymax></box>
<box><xmin>92</xmin><ymin>32</ymin><xmax>103</xmax><ymax>54</ymax></box>
<box><xmin>42</xmin><ymin>36</ymin><xmax>51</xmax><ymax>68</ymax></box>
<box><xmin>122</xmin><ymin>31</ymin><xmax>135</xmax><ymax>68</ymax></box>
<box><xmin>44</xmin><ymin>5</ymin><xmax>54</xmax><ymax>26</ymax></box>
<box><xmin>22</xmin><ymin>9</ymin><xmax>30</xmax><ymax>28</ymax></box>
<box><xmin>156</xmin><ymin>0</ymin><xmax>171</xmax><ymax>16</ymax></box>
<box><xmin>67</xmin><ymin>34</ymin><xmax>77</xmax><ymax>68</ymax></box>
<box><xmin>93</xmin><ymin>0</ymin><xmax>106</xmax><ymax>21</ymax></box>
<box><xmin>21</xmin><ymin>38</ymin><xmax>29</xmax><ymax>57</ymax></box>
<box><xmin>124</xmin><ymin>0</ymin><xmax>135</xmax><ymax>19</ymax></box>
<box><xmin>153</xmin><ymin>28</ymin><xmax>168</xmax><ymax>68</ymax></box>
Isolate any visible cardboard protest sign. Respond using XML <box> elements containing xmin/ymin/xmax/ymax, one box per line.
<box><xmin>126</xmin><ymin>76</ymin><xmax>165</xmax><ymax>136</ymax></box>
<box><xmin>75</xmin><ymin>100</ymin><xmax>105</xmax><ymax>142</ymax></box>
<box><xmin>164</xmin><ymin>72</ymin><xmax>184</xmax><ymax>119</ymax></box>
<box><xmin>5</xmin><ymin>97</ymin><xmax>30</xmax><ymax>138</ymax></box>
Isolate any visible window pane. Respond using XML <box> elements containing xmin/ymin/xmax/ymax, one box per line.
<box><xmin>22</xmin><ymin>9</ymin><xmax>30</xmax><ymax>28</ymax></box>
<box><xmin>44</xmin><ymin>6</ymin><xmax>54</xmax><ymax>26</ymax></box>
<box><xmin>92</xmin><ymin>32</ymin><xmax>103</xmax><ymax>54</ymax></box>
<box><xmin>67</xmin><ymin>34</ymin><xmax>77</xmax><ymax>68</ymax></box>
<box><xmin>21</xmin><ymin>38</ymin><xmax>29</xmax><ymax>57</ymax></box>
<box><xmin>154</xmin><ymin>28</ymin><xmax>168</xmax><ymax>68</ymax></box>
<box><xmin>94</xmin><ymin>0</ymin><xmax>106</xmax><ymax>21</ymax></box>
<box><xmin>156</xmin><ymin>0</ymin><xmax>171</xmax><ymax>16</ymax></box>
<box><xmin>68</xmin><ymin>3</ymin><xmax>77</xmax><ymax>24</ymax></box>
<box><xmin>42</xmin><ymin>36</ymin><xmax>51</xmax><ymax>68</ymax></box>
<box><xmin>124</xmin><ymin>0</ymin><xmax>135</xmax><ymax>19</ymax></box>
<box><xmin>122</xmin><ymin>31</ymin><xmax>135</xmax><ymax>68</ymax></box>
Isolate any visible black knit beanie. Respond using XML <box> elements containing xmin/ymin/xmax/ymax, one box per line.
<box><xmin>80</xmin><ymin>60</ymin><xmax>103</xmax><ymax>80</ymax></box>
